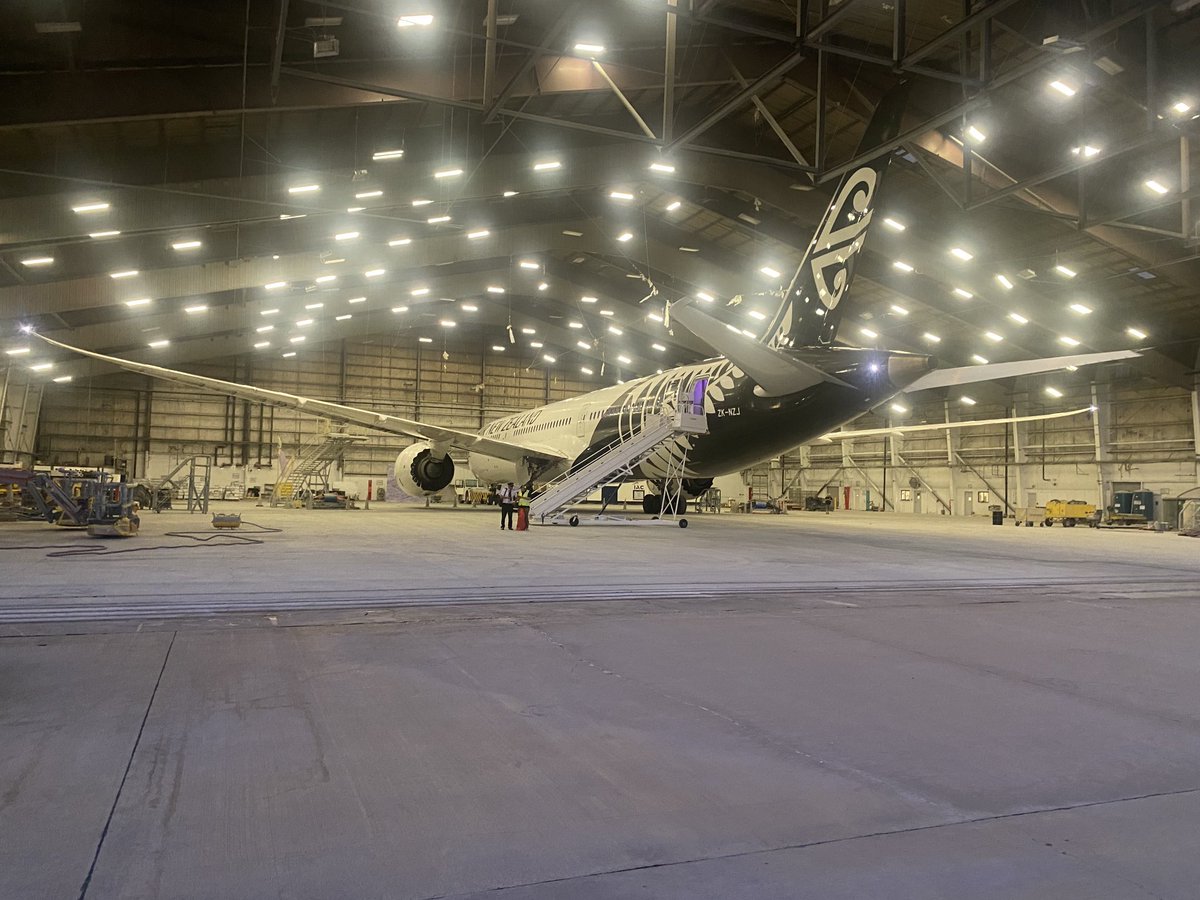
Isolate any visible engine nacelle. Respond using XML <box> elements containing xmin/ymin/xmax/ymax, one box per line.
<box><xmin>394</xmin><ymin>443</ymin><xmax>455</xmax><ymax>496</ymax></box>
<box><xmin>682</xmin><ymin>478</ymin><xmax>714</xmax><ymax>496</ymax></box>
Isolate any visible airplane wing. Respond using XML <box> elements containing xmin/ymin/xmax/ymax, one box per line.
<box><xmin>818</xmin><ymin>405</ymin><xmax>1093</xmax><ymax>442</ymax></box>
<box><xmin>29</xmin><ymin>333</ymin><xmax>568</xmax><ymax>464</ymax></box>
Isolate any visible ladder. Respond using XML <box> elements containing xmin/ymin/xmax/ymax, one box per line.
<box><xmin>530</xmin><ymin>383</ymin><xmax>709</xmax><ymax>526</ymax></box>
<box><xmin>272</xmin><ymin>430</ymin><xmax>368</xmax><ymax>507</ymax></box>
<box><xmin>153</xmin><ymin>455</ymin><xmax>212</xmax><ymax>513</ymax></box>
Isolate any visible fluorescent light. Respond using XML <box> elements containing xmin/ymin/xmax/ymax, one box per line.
<box><xmin>492</xmin><ymin>345</ymin><xmax>506</xmax><ymax>352</ymax></box>
<box><xmin>392</xmin><ymin>306</ymin><xmax>409</xmax><ymax>313</ymax></box>
<box><xmin>5</xmin><ymin>347</ymin><xmax>30</xmax><ymax>356</ymax></box>
<box><xmin>503</xmin><ymin>190</ymin><xmax>518</xmax><ymax>197</ymax></box>
<box><xmin>665</xmin><ymin>200</ymin><xmax>682</xmax><ymax>211</ymax></box>
<box><xmin>533</xmin><ymin>161</ymin><xmax>561</xmax><ymax>171</ymax></box>
<box><xmin>89</xmin><ymin>230</ymin><xmax>121</xmax><ymax>238</ymax></box>
<box><xmin>576</xmin><ymin>340</ymin><xmax>591</xmax><ymax>350</ymax></box>
<box><xmin>679</xmin><ymin>246</ymin><xmax>700</xmax><ymax>253</ymax></box>
<box><xmin>1045</xmin><ymin>386</ymin><xmax>1063</xmax><ymax>398</ymax></box>
<box><xmin>256</xmin><ymin>325</ymin><xmax>274</xmax><ymax>333</ymax></box>
<box><xmin>125</xmin><ymin>298</ymin><xmax>152</xmax><ymax>307</ymax></box>
<box><xmin>1172</xmin><ymin>100</ymin><xmax>1192</xmax><ymax>114</ymax></box>
<box><xmin>859</xmin><ymin>327</ymin><xmax>878</xmax><ymax>339</ymax></box>
<box><xmin>348</xmin><ymin>297</ymin><xmax>366</xmax><ymax>304</ymax></box>
<box><xmin>461</xmin><ymin>304</ymin><xmax>478</xmax><ymax>312</ymax></box>
<box><xmin>419</xmin><ymin>337</ymin><xmax>434</xmax><ymax>344</ymax></box>
<box><xmin>760</xmin><ymin>265</ymin><xmax>782</xmax><ymax>278</ymax></box>
<box><xmin>1054</xmin><ymin>265</ymin><xmax>1077</xmax><ymax>278</ymax></box>
<box><xmin>427</xmin><ymin>215</ymin><xmax>451</xmax><ymax>224</ymax></box>
<box><xmin>148</xmin><ymin>339</ymin><xmax>170</xmax><ymax>348</ymax></box>
<box><xmin>323</xmin><ymin>258</ymin><xmax>344</xmax><ymax>265</ymax></box>
<box><xmin>892</xmin><ymin>260</ymin><xmax>914</xmax><ymax>272</ymax></box>
<box><xmin>923</xmin><ymin>332</ymin><xmax>941</xmax><ymax>343</ymax></box>
<box><xmin>364</xmin><ymin>268</ymin><xmax>386</xmax><ymax>278</ymax></box>
<box><xmin>599</xmin><ymin>309</ymin><xmax>614</xmax><ymax>317</ymax></box>
<box><xmin>355</xmin><ymin>190</ymin><xmax>383</xmax><ymax>199</ymax></box>
<box><xmin>543</xmin><ymin>354</ymin><xmax>557</xmax><ymax>363</ymax></box>
<box><xmin>581</xmin><ymin>366</ymin><xmax>594</xmax><ymax>375</ymax></box>
<box><xmin>647</xmin><ymin>313</ymin><xmax>663</xmax><ymax>323</ymax></box>
<box><xmin>608</xmin><ymin>326</ymin><xmax>623</xmax><ymax>335</ymax></box>
<box><xmin>562</xmin><ymin>229</ymin><xmax>583</xmax><ymax>237</ymax></box>
<box><xmin>952</xmin><ymin>288</ymin><xmax>973</xmax><ymax>299</ymax></box>
<box><xmin>184</xmin><ymin>304</ymin><xmax>208</xmax><ymax>314</ymax></box>
<box><xmin>290</xmin><ymin>336</ymin><xmax>306</xmax><ymax>343</ymax></box>
<box><xmin>966</xmin><ymin>125</ymin><xmax>986</xmax><ymax>143</ymax></box>
<box><xmin>260</xmin><ymin>309</ymin><xmax>279</xmax><ymax>316</ymax></box>
<box><xmin>890</xmin><ymin>403</ymin><xmax>908</xmax><ymax>414</ymax></box>
<box><xmin>334</xmin><ymin>231</ymin><xmax>359</xmax><ymax>241</ymax></box>
<box><xmin>580</xmin><ymin>295</ymin><xmax>598</xmax><ymax>304</ymax></box>
<box><xmin>696</xmin><ymin>292</ymin><xmax>714</xmax><ymax>302</ymax></box>
<box><xmin>609</xmin><ymin>191</ymin><xmax>635</xmax><ymax>201</ymax></box>
<box><xmin>971</xmin><ymin>354</ymin><xmax>989</xmax><ymax>364</ymax></box>
<box><xmin>748</xmin><ymin>310</ymin><xmax>766</xmax><ymax>320</ymax></box>
<box><xmin>984</xmin><ymin>331</ymin><xmax>1003</xmax><ymax>342</ymax></box>
<box><xmin>389</xmin><ymin>238</ymin><xmax>412</xmax><ymax>247</ymax></box>
<box><xmin>995</xmin><ymin>274</ymin><xmax>1014</xmax><ymax>289</ymax></box>
<box><xmin>467</xmin><ymin>230</ymin><xmax>490</xmax><ymax>239</ymax></box>
<box><xmin>521</xmin><ymin>327</ymin><xmax>536</xmax><ymax>335</ymax></box>
<box><xmin>373</xmin><ymin>149</ymin><xmax>405</xmax><ymax>160</ymax></box>
<box><xmin>1058</xmin><ymin>335</ymin><xmax>1080</xmax><ymax>347</ymax></box>
<box><xmin>652</xmin><ymin>343</ymin><xmax>666</xmax><ymax>352</ymax></box>
<box><xmin>616</xmin><ymin>231</ymin><xmax>634</xmax><ymax>242</ymax></box>
<box><xmin>21</xmin><ymin>257</ymin><xmax>54</xmax><ymax>267</ymax></box>
<box><xmin>254</xmin><ymin>341</ymin><xmax>271</xmax><ymax>349</ymax></box>
<box><xmin>72</xmin><ymin>201</ymin><xmax>110</xmax><ymax>213</ymax></box>
<box><xmin>315</xmin><ymin>275</ymin><xmax>337</xmax><ymax>284</ymax></box>
<box><xmin>439</xmin><ymin>319</ymin><xmax>456</xmax><ymax>328</ymax></box>
<box><xmin>649</xmin><ymin>162</ymin><xmax>675</xmax><ymax>173</ymax></box>
<box><xmin>1145</xmin><ymin>179</ymin><xmax>1169</xmax><ymax>195</ymax></box>
<box><xmin>1069</xmin><ymin>303</ymin><xmax>1092</xmax><ymax>315</ymax></box>
<box><xmin>1126</xmin><ymin>327</ymin><xmax>1147</xmax><ymax>340</ymax></box>
<box><xmin>883</xmin><ymin>218</ymin><xmax>906</xmax><ymax>231</ymax></box>
<box><xmin>411</xmin><ymin>287</ymin><xmax>430</xmax><ymax>296</ymax></box>
<box><xmin>949</xmin><ymin>247</ymin><xmax>973</xmax><ymax>261</ymax></box>
<box><xmin>279</xmin><ymin>214</ymin><xmax>306</xmax><ymax>220</ymax></box>
<box><xmin>1049</xmin><ymin>80</ymin><xmax>1077</xmax><ymax>97</ymax></box>
<box><xmin>412</xmin><ymin>199</ymin><xmax>433</xmax><ymax>207</ymax></box>
<box><xmin>519</xmin><ymin>260</ymin><xmax>540</xmax><ymax>269</ymax></box>
<box><xmin>347</xmin><ymin>207</ymin><xmax>365</xmax><ymax>213</ymax></box>
<box><xmin>30</xmin><ymin>363</ymin><xmax>54</xmax><ymax>372</ymax></box>
<box><xmin>1072</xmin><ymin>145</ymin><xmax>1101</xmax><ymax>157</ymax></box>
<box><xmin>53</xmin><ymin>375</ymin><xmax>73</xmax><ymax>383</ymax></box>
<box><xmin>171</xmin><ymin>240</ymin><xmax>202</xmax><ymax>251</ymax></box>
<box><xmin>296</xmin><ymin>318</ymin><xmax>314</xmax><ymax>327</ymax></box>
<box><xmin>617</xmin><ymin>355</ymin><xmax>632</xmax><ymax>364</ymax></box>
<box><xmin>890</xmin><ymin>304</ymin><xmax>909</xmax><ymax>316</ymax></box>
<box><xmin>304</xmin><ymin>302</ymin><xmax>324</xmax><ymax>310</ymax></box>
<box><xmin>397</xmin><ymin>14</ymin><xmax>434</xmax><ymax>27</ymax></box>
<box><xmin>264</xmin><ymin>281</ymin><xmax>288</xmax><ymax>291</ymax></box>
<box><xmin>960</xmin><ymin>396</ymin><xmax>976</xmax><ymax>406</ymax></box>
<box><xmin>1008</xmin><ymin>312</ymin><xmax>1029</xmax><ymax>324</ymax></box>
<box><xmin>336</xmin><ymin>314</ymin><xmax>352</xmax><ymax>321</ymax></box>
<box><xmin>538</xmin><ymin>282</ymin><xmax>549</xmax><ymax>291</ymax></box>
<box><xmin>288</xmin><ymin>184</ymin><xmax>320</xmax><ymax>194</ymax></box>
<box><xmin>574</xmin><ymin>42</ymin><xmax>605</xmax><ymax>54</ymax></box>
<box><xmin>434</xmin><ymin>168</ymin><xmax>463</xmax><ymax>179</ymax></box>
<box><xmin>487</xmin><ymin>286</ymin><xmax>505</xmax><ymax>294</ymax></box>
<box><xmin>281</xmin><ymin>351</ymin><xmax>296</xmax><ymax>358</ymax></box>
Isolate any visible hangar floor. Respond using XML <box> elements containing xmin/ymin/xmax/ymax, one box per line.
<box><xmin>3</xmin><ymin>508</ymin><xmax>1199</xmax><ymax>898</ymax></box>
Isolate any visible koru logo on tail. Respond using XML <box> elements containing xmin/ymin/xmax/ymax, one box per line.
<box><xmin>810</xmin><ymin>166</ymin><xmax>877</xmax><ymax>311</ymax></box>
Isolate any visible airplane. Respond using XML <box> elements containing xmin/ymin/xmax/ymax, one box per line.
<box><xmin>27</xmin><ymin>82</ymin><xmax>1137</xmax><ymax>514</ymax></box>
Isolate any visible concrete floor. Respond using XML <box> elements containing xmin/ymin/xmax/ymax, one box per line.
<box><xmin>2</xmin><ymin>507</ymin><xmax>1199</xmax><ymax>898</ymax></box>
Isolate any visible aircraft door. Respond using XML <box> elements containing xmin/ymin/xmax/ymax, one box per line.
<box><xmin>576</xmin><ymin>404</ymin><xmax>591</xmax><ymax>438</ymax></box>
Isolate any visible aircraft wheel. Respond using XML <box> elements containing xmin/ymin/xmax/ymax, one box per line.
<box><xmin>678</xmin><ymin>518</ymin><xmax>688</xmax><ymax>529</ymax></box>
<box><xmin>569</xmin><ymin>515</ymin><xmax>579</xmax><ymax>527</ymax></box>
<box><xmin>642</xmin><ymin>494</ymin><xmax>662</xmax><ymax>515</ymax></box>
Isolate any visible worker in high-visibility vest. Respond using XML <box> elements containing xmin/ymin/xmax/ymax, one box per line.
<box><xmin>516</xmin><ymin>486</ymin><xmax>531</xmax><ymax>531</ymax></box>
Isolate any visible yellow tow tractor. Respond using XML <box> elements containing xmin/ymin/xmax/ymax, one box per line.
<box><xmin>1043</xmin><ymin>498</ymin><xmax>1097</xmax><ymax>528</ymax></box>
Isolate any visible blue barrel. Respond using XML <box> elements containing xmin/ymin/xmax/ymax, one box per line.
<box><xmin>1131</xmin><ymin>490</ymin><xmax>1154</xmax><ymax>519</ymax></box>
<box><xmin>1112</xmin><ymin>491</ymin><xmax>1133</xmax><ymax>515</ymax></box>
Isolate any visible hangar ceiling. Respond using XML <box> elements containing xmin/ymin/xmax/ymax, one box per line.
<box><xmin>0</xmin><ymin>0</ymin><xmax>1197</xmax><ymax>397</ymax></box>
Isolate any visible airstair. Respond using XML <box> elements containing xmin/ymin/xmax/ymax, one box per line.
<box><xmin>272</xmin><ymin>428</ymin><xmax>368</xmax><ymax>507</ymax></box>
<box><xmin>531</xmin><ymin>381</ymin><xmax>709</xmax><ymax>528</ymax></box>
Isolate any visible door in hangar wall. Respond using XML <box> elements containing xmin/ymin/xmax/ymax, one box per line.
<box><xmin>963</xmin><ymin>491</ymin><xmax>974</xmax><ymax>516</ymax></box>
<box><xmin>913</xmin><ymin>490</ymin><xmax>922</xmax><ymax>514</ymax></box>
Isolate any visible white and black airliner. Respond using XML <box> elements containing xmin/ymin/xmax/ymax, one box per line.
<box><xmin>30</xmin><ymin>83</ymin><xmax>1134</xmax><ymax>511</ymax></box>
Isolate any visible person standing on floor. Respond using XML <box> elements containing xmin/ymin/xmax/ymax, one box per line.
<box><xmin>498</xmin><ymin>481</ymin><xmax>517</xmax><ymax>530</ymax></box>
<box><xmin>516</xmin><ymin>484</ymin><xmax>532</xmax><ymax>531</ymax></box>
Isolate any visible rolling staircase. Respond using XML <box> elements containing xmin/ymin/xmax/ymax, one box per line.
<box><xmin>271</xmin><ymin>429</ymin><xmax>368</xmax><ymax>507</ymax></box>
<box><xmin>530</xmin><ymin>383</ymin><xmax>709</xmax><ymax>527</ymax></box>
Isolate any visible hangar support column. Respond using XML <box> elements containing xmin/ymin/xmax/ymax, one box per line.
<box><xmin>1091</xmin><ymin>383</ymin><xmax>1113</xmax><ymax>507</ymax></box>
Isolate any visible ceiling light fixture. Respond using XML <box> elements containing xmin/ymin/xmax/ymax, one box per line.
<box><xmin>22</xmin><ymin>256</ymin><xmax>54</xmax><ymax>267</ymax></box>
<box><xmin>1008</xmin><ymin>312</ymin><xmax>1029</xmax><ymax>324</ymax></box>
<box><xmin>466</xmin><ymin>230</ymin><xmax>490</xmax><ymax>239</ymax></box>
<box><xmin>434</xmin><ymin>167</ymin><xmax>463</xmax><ymax>179</ymax></box>
<box><xmin>1045</xmin><ymin>386</ymin><xmax>1063</xmax><ymax>398</ymax></box>
<box><xmin>411</xmin><ymin>287</ymin><xmax>430</xmax><ymax>296</ymax></box>
<box><xmin>949</xmin><ymin>247</ymin><xmax>973</xmax><ymax>261</ymax></box>
<box><xmin>256</xmin><ymin>325</ymin><xmax>274</xmax><ymax>333</ymax></box>
<box><xmin>984</xmin><ymin>331</ymin><xmax>1003</xmax><ymax>342</ymax></box>
<box><xmin>72</xmin><ymin>201</ymin><xmax>110</xmax><ymax>213</ymax></box>
<box><xmin>125</xmin><ymin>298</ymin><xmax>152</xmax><ymax>307</ymax></box>
<box><xmin>649</xmin><ymin>162</ymin><xmax>675</xmax><ymax>173</ymax></box>
<box><xmin>288</xmin><ymin>184</ymin><xmax>320</xmax><ymax>194</ymax></box>
<box><xmin>971</xmin><ymin>354</ymin><xmax>989</xmax><ymax>364</ymax></box>
<box><xmin>1058</xmin><ymin>335</ymin><xmax>1080</xmax><ymax>347</ymax></box>
<box><xmin>348</xmin><ymin>297</ymin><xmax>366</xmax><ymax>304</ymax></box>
<box><xmin>1126</xmin><ymin>327</ymin><xmax>1147</xmax><ymax>340</ymax></box>
<box><xmin>574</xmin><ymin>42</ymin><xmax>605</xmax><ymax>54</ymax></box>
<box><xmin>1069</xmin><ymin>302</ymin><xmax>1092</xmax><ymax>315</ymax></box>
<box><xmin>1055</xmin><ymin>264</ymin><xmax>1077</xmax><ymax>277</ymax></box>
<box><xmin>1049</xmin><ymin>80</ymin><xmax>1077</xmax><ymax>97</ymax></box>
<box><xmin>609</xmin><ymin>191</ymin><xmax>635</xmax><ymax>200</ymax></box>
<box><xmin>860</xmin><ymin>327</ymin><xmax>878</xmax><ymax>339</ymax></box>
<box><xmin>892</xmin><ymin>261</ymin><xmax>914</xmax><ymax>272</ymax></box>
<box><xmin>952</xmin><ymin>288</ymin><xmax>973</xmax><ymax>299</ymax></box>
<box><xmin>965</xmin><ymin>125</ymin><xmax>986</xmax><ymax>143</ymax></box>
<box><xmin>397</xmin><ymin>14</ymin><xmax>434</xmax><ymax>27</ymax></box>
<box><xmin>581</xmin><ymin>366</ymin><xmax>593</xmax><ymax>374</ymax></box>
<box><xmin>883</xmin><ymin>217</ymin><xmax>906</xmax><ymax>231</ymax></box>
<box><xmin>995</xmin><ymin>274</ymin><xmax>1014</xmax><ymax>289</ymax></box>
<box><xmin>427</xmin><ymin>215</ymin><xmax>451</xmax><ymax>224</ymax></box>
<box><xmin>264</xmin><ymin>281</ymin><xmax>288</xmax><ymax>290</ymax></box>
<box><xmin>334</xmin><ymin>231</ymin><xmax>359</xmax><ymax>241</ymax></box>
<box><xmin>254</xmin><ymin>341</ymin><xmax>271</xmax><ymax>349</ymax></box>
<box><xmin>890</xmin><ymin>304</ymin><xmax>909</xmax><ymax>316</ymax></box>
<box><xmin>89</xmin><ymin>230</ymin><xmax>120</xmax><ymax>239</ymax></box>
<box><xmin>665</xmin><ymin>200</ymin><xmax>682</xmax><ymax>211</ymax></box>
<box><xmin>372</xmin><ymin>149</ymin><xmax>404</xmax><ymax>160</ymax></box>
<box><xmin>533</xmin><ymin>160</ymin><xmax>561</xmax><ymax>171</ymax></box>
<box><xmin>148</xmin><ymin>339</ymin><xmax>170</xmax><ymax>349</ymax></box>
<box><xmin>617</xmin><ymin>355</ymin><xmax>632</xmax><ymax>365</ymax></box>
<box><xmin>616</xmin><ymin>231</ymin><xmax>634</xmax><ymax>242</ymax></box>
<box><xmin>355</xmin><ymin>190</ymin><xmax>383</xmax><ymax>199</ymax></box>
<box><xmin>389</xmin><ymin>238</ymin><xmax>412</xmax><ymax>247</ymax></box>
<box><xmin>184</xmin><ymin>305</ymin><xmax>208</xmax><ymax>314</ymax></box>
<box><xmin>923</xmin><ymin>332</ymin><xmax>941</xmax><ymax>343</ymax></box>
<box><xmin>760</xmin><ymin>265</ymin><xmax>782</xmax><ymax>278</ymax></box>
<box><xmin>487</xmin><ymin>285</ymin><xmax>505</xmax><ymax>294</ymax></box>
<box><xmin>364</xmin><ymin>268</ymin><xmax>385</xmax><ymax>278</ymax></box>
<box><xmin>336</xmin><ymin>314</ymin><xmax>352</xmax><ymax>321</ymax></box>
<box><xmin>538</xmin><ymin>282</ymin><xmax>549</xmax><ymax>291</ymax></box>
<box><xmin>315</xmin><ymin>275</ymin><xmax>337</xmax><ymax>284</ymax></box>
<box><xmin>519</xmin><ymin>260</ymin><xmax>539</xmax><ymax>269</ymax></box>
<box><xmin>696</xmin><ymin>292</ymin><xmax>715</xmax><ymax>302</ymax></box>
<box><xmin>392</xmin><ymin>306</ymin><xmax>409</xmax><ymax>313</ymax></box>
<box><xmin>1145</xmin><ymin>179</ymin><xmax>1169</xmax><ymax>195</ymax></box>
<box><xmin>260</xmin><ymin>309</ymin><xmax>279</xmax><ymax>316</ymax></box>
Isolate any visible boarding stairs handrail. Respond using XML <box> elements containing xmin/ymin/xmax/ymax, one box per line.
<box><xmin>530</xmin><ymin>407</ymin><xmax>700</xmax><ymax>523</ymax></box>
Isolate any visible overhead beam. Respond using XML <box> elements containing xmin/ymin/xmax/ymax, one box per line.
<box><xmin>806</xmin><ymin>0</ymin><xmax>869</xmax><ymax>41</ymax></box>
<box><xmin>483</xmin><ymin>1</ymin><xmax>582</xmax><ymax>123</ymax></box>
<box><xmin>725</xmin><ymin>56</ymin><xmax>811</xmax><ymax>168</ymax></box>
<box><xmin>269</xmin><ymin>0</ymin><xmax>291</xmax><ymax>103</ymax></box>
<box><xmin>900</xmin><ymin>0</ymin><xmax>1024</xmax><ymax>69</ymax></box>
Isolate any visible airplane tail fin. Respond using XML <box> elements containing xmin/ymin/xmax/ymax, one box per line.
<box><xmin>765</xmin><ymin>81</ymin><xmax>912</xmax><ymax>349</ymax></box>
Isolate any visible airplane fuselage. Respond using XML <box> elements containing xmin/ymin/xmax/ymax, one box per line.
<box><xmin>468</xmin><ymin>347</ymin><xmax>933</xmax><ymax>488</ymax></box>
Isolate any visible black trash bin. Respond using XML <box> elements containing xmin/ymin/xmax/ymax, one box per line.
<box><xmin>991</xmin><ymin>509</ymin><xmax>1004</xmax><ymax>526</ymax></box>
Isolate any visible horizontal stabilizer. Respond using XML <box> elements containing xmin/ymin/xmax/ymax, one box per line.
<box><xmin>906</xmin><ymin>350</ymin><xmax>1139</xmax><ymax>392</ymax></box>
<box><xmin>671</xmin><ymin>303</ymin><xmax>850</xmax><ymax>396</ymax></box>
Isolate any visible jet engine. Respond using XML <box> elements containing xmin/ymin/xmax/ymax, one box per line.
<box><xmin>394</xmin><ymin>443</ymin><xmax>455</xmax><ymax>496</ymax></box>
